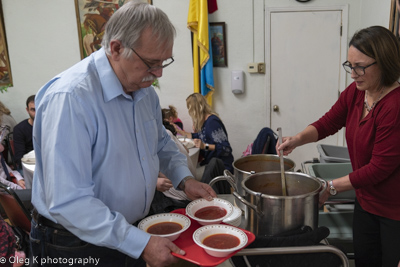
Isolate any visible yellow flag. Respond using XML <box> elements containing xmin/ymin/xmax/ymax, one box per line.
<box><xmin>187</xmin><ymin>0</ymin><xmax>210</xmax><ymax>94</ymax></box>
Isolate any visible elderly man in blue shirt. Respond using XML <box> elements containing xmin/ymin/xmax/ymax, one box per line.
<box><xmin>30</xmin><ymin>2</ymin><xmax>217</xmax><ymax>266</ymax></box>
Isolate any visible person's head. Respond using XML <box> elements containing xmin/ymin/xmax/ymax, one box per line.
<box><xmin>26</xmin><ymin>95</ymin><xmax>35</xmax><ymax>122</ymax></box>
<box><xmin>345</xmin><ymin>26</ymin><xmax>400</xmax><ymax>91</ymax></box>
<box><xmin>0</xmin><ymin>101</ymin><xmax>11</xmax><ymax>116</ymax></box>
<box><xmin>101</xmin><ymin>1</ymin><xmax>176</xmax><ymax>93</ymax></box>
<box><xmin>160</xmin><ymin>109</ymin><xmax>176</xmax><ymax>135</ymax></box>
<box><xmin>186</xmin><ymin>93</ymin><xmax>218</xmax><ymax>132</ymax></box>
<box><xmin>162</xmin><ymin>105</ymin><xmax>178</xmax><ymax>123</ymax></box>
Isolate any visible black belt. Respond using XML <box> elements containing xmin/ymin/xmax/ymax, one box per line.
<box><xmin>32</xmin><ymin>209</ymin><xmax>69</xmax><ymax>232</ymax></box>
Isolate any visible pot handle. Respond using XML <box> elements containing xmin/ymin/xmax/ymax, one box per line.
<box><xmin>232</xmin><ymin>191</ymin><xmax>264</xmax><ymax>216</ymax></box>
<box><xmin>317</xmin><ymin>178</ymin><xmax>328</xmax><ymax>194</ymax></box>
<box><xmin>208</xmin><ymin>174</ymin><xmax>237</xmax><ymax>192</ymax></box>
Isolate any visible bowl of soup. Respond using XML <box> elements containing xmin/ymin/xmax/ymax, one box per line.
<box><xmin>193</xmin><ymin>224</ymin><xmax>248</xmax><ymax>257</ymax></box>
<box><xmin>138</xmin><ymin>213</ymin><xmax>191</xmax><ymax>241</ymax></box>
<box><xmin>186</xmin><ymin>198</ymin><xmax>233</xmax><ymax>225</ymax></box>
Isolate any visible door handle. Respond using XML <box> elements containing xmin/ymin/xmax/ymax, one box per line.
<box><xmin>273</xmin><ymin>105</ymin><xmax>279</xmax><ymax>112</ymax></box>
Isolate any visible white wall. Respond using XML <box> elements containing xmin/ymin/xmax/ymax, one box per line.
<box><xmin>0</xmin><ymin>0</ymin><xmax>392</xmax><ymax>163</ymax></box>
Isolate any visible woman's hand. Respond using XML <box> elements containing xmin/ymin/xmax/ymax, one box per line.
<box><xmin>276</xmin><ymin>136</ymin><xmax>298</xmax><ymax>156</ymax></box>
<box><xmin>193</xmin><ymin>139</ymin><xmax>203</xmax><ymax>149</ymax></box>
<box><xmin>318</xmin><ymin>185</ymin><xmax>331</xmax><ymax>207</ymax></box>
<box><xmin>276</xmin><ymin>125</ymin><xmax>319</xmax><ymax>156</ymax></box>
<box><xmin>17</xmin><ymin>179</ymin><xmax>26</xmax><ymax>189</ymax></box>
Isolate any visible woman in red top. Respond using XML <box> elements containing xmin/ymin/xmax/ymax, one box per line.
<box><xmin>277</xmin><ymin>26</ymin><xmax>400</xmax><ymax>267</ymax></box>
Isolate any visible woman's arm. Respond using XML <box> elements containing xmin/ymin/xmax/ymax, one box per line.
<box><xmin>174</xmin><ymin>125</ymin><xmax>192</xmax><ymax>139</ymax></box>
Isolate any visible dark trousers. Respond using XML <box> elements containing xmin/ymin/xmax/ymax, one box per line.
<box><xmin>353</xmin><ymin>199</ymin><xmax>400</xmax><ymax>267</ymax></box>
<box><xmin>29</xmin><ymin>219</ymin><xmax>146</xmax><ymax>267</ymax></box>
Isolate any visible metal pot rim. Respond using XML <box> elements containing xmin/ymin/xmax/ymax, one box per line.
<box><xmin>233</xmin><ymin>154</ymin><xmax>296</xmax><ymax>174</ymax></box>
<box><xmin>241</xmin><ymin>171</ymin><xmax>322</xmax><ymax>199</ymax></box>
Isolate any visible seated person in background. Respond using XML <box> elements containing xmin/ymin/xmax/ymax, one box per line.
<box><xmin>0</xmin><ymin>143</ymin><xmax>25</xmax><ymax>189</ymax></box>
<box><xmin>152</xmin><ymin>119</ymin><xmax>227</xmax><ymax>212</ymax></box>
<box><xmin>0</xmin><ymin>101</ymin><xmax>17</xmax><ymax>145</ymax></box>
<box><xmin>176</xmin><ymin>93</ymin><xmax>234</xmax><ymax>173</ymax></box>
<box><xmin>162</xmin><ymin>105</ymin><xmax>184</xmax><ymax>130</ymax></box>
<box><xmin>13</xmin><ymin>95</ymin><xmax>35</xmax><ymax>170</ymax></box>
<box><xmin>175</xmin><ymin>93</ymin><xmax>233</xmax><ymax>194</ymax></box>
<box><xmin>0</xmin><ymin>214</ymin><xmax>26</xmax><ymax>267</ymax></box>
<box><xmin>0</xmin><ymin>102</ymin><xmax>17</xmax><ymax>163</ymax></box>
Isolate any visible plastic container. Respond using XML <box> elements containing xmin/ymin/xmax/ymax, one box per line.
<box><xmin>317</xmin><ymin>144</ymin><xmax>350</xmax><ymax>163</ymax></box>
<box><xmin>308</xmin><ymin>162</ymin><xmax>355</xmax><ymax>200</ymax></box>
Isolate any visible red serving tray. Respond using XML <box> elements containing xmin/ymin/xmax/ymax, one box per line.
<box><xmin>171</xmin><ymin>208</ymin><xmax>255</xmax><ymax>267</ymax></box>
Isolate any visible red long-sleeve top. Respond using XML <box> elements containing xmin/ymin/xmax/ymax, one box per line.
<box><xmin>312</xmin><ymin>82</ymin><xmax>400</xmax><ymax>220</ymax></box>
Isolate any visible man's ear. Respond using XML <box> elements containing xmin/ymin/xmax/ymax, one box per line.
<box><xmin>109</xmin><ymin>40</ymin><xmax>123</xmax><ymax>60</ymax></box>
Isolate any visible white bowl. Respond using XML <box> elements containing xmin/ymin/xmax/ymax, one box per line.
<box><xmin>186</xmin><ymin>198</ymin><xmax>234</xmax><ymax>226</ymax></box>
<box><xmin>138</xmin><ymin>213</ymin><xmax>190</xmax><ymax>241</ymax></box>
<box><xmin>193</xmin><ymin>224</ymin><xmax>248</xmax><ymax>257</ymax></box>
<box><xmin>223</xmin><ymin>206</ymin><xmax>242</xmax><ymax>227</ymax></box>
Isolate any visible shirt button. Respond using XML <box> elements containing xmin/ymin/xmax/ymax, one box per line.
<box><xmin>142</xmin><ymin>157</ymin><xmax>145</xmax><ymax>160</ymax></box>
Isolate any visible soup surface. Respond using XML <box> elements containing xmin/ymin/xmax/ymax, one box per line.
<box><xmin>194</xmin><ymin>206</ymin><xmax>227</xmax><ymax>220</ymax></box>
<box><xmin>147</xmin><ymin>222</ymin><xmax>182</xmax><ymax>235</ymax></box>
<box><xmin>203</xmin><ymin>233</ymin><xmax>240</xmax><ymax>249</ymax></box>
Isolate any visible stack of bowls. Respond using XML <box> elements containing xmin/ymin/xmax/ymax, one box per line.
<box><xmin>222</xmin><ymin>206</ymin><xmax>242</xmax><ymax>227</ymax></box>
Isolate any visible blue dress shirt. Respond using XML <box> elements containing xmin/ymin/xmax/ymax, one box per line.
<box><xmin>32</xmin><ymin>48</ymin><xmax>192</xmax><ymax>259</ymax></box>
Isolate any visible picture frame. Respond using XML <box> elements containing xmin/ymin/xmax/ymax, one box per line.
<box><xmin>210</xmin><ymin>22</ymin><xmax>227</xmax><ymax>67</ymax></box>
<box><xmin>390</xmin><ymin>0</ymin><xmax>400</xmax><ymax>38</ymax></box>
<box><xmin>75</xmin><ymin>0</ymin><xmax>152</xmax><ymax>59</ymax></box>
<box><xmin>0</xmin><ymin>3</ymin><xmax>12</xmax><ymax>87</ymax></box>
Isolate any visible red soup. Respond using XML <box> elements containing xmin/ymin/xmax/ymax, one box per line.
<box><xmin>203</xmin><ymin>233</ymin><xmax>240</xmax><ymax>249</ymax></box>
<box><xmin>147</xmin><ymin>222</ymin><xmax>182</xmax><ymax>235</ymax></box>
<box><xmin>194</xmin><ymin>206</ymin><xmax>227</xmax><ymax>220</ymax></box>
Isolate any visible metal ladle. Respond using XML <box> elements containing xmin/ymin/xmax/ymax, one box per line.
<box><xmin>277</xmin><ymin>127</ymin><xmax>288</xmax><ymax>196</ymax></box>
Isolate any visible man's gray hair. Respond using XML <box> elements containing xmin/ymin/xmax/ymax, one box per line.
<box><xmin>101</xmin><ymin>1</ymin><xmax>176</xmax><ymax>58</ymax></box>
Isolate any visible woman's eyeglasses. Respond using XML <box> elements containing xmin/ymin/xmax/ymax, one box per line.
<box><xmin>342</xmin><ymin>61</ymin><xmax>377</xmax><ymax>76</ymax></box>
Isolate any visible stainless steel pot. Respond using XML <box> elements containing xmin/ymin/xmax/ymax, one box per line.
<box><xmin>232</xmin><ymin>154</ymin><xmax>296</xmax><ymax>206</ymax></box>
<box><xmin>209</xmin><ymin>154</ymin><xmax>296</xmax><ymax>225</ymax></box>
<box><xmin>233</xmin><ymin>171</ymin><xmax>326</xmax><ymax>236</ymax></box>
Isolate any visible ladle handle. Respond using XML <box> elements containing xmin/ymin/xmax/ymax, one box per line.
<box><xmin>277</xmin><ymin>127</ymin><xmax>288</xmax><ymax>196</ymax></box>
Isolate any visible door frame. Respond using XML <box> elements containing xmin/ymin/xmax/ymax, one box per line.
<box><xmin>265</xmin><ymin>5</ymin><xmax>349</xmax><ymax>146</ymax></box>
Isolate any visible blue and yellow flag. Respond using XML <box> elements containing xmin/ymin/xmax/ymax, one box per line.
<box><xmin>187</xmin><ymin>0</ymin><xmax>215</xmax><ymax>106</ymax></box>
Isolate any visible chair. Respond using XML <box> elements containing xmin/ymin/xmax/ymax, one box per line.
<box><xmin>5</xmin><ymin>132</ymin><xmax>17</xmax><ymax>170</ymax></box>
<box><xmin>0</xmin><ymin>182</ymin><xmax>32</xmax><ymax>233</ymax></box>
<box><xmin>251</xmin><ymin>127</ymin><xmax>278</xmax><ymax>155</ymax></box>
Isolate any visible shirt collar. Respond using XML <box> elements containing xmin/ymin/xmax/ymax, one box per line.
<box><xmin>94</xmin><ymin>48</ymin><xmax>133</xmax><ymax>102</ymax></box>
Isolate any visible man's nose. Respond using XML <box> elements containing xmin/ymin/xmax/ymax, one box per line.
<box><xmin>150</xmin><ymin>68</ymin><xmax>163</xmax><ymax>78</ymax></box>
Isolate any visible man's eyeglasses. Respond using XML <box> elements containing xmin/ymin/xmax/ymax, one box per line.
<box><xmin>342</xmin><ymin>61</ymin><xmax>377</xmax><ymax>76</ymax></box>
<box><xmin>130</xmin><ymin>48</ymin><xmax>174</xmax><ymax>72</ymax></box>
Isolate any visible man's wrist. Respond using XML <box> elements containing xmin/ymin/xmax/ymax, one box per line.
<box><xmin>179</xmin><ymin>176</ymin><xmax>195</xmax><ymax>191</ymax></box>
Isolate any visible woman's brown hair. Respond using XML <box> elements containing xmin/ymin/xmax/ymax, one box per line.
<box><xmin>349</xmin><ymin>26</ymin><xmax>400</xmax><ymax>86</ymax></box>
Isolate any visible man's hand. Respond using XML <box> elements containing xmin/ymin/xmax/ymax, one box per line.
<box><xmin>141</xmin><ymin>235</ymin><xmax>184</xmax><ymax>267</ymax></box>
<box><xmin>183</xmin><ymin>179</ymin><xmax>217</xmax><ymax>201</ymax></box>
